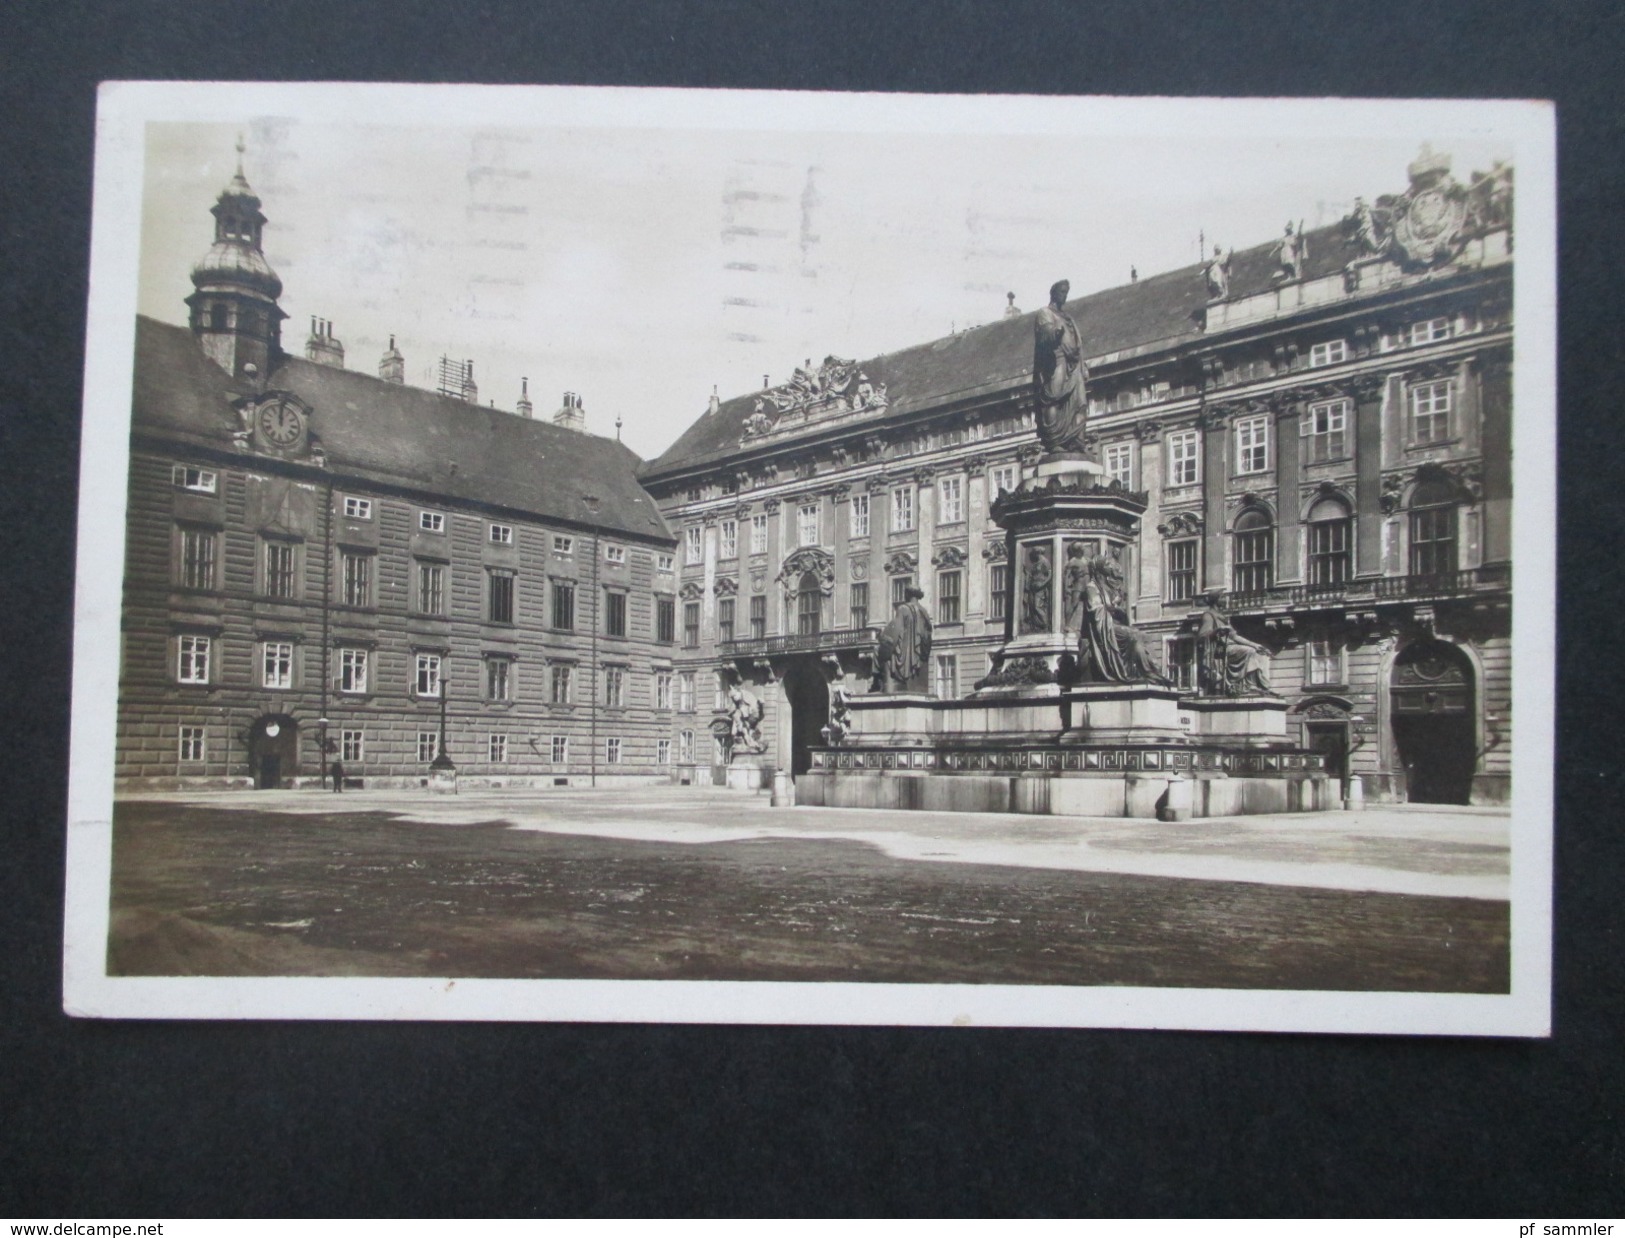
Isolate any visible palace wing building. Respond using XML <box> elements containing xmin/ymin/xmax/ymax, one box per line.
<box><xmin>120</xmin><ymin>159</ymin><xmax>679</xmax><ymax>789</ymax></box>
<box><xmin>639</xmin><ymin>148</ymin><xmax>1514</xmax><ymax>806</ymax></box>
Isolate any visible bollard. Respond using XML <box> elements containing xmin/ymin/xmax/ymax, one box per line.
<box><xmin>1160</xmin><ymin>774</ymin><xmax>1191</xmax><ymax>822</ymax></box>
<box><xmin>770</xmin><ymin>769</ymin><xmax>796</xmax><ymax>808</ymax></box>
<box><xmin>1343</xmin><ymin>774</ymin><xmax>1364</xmax><ymax>811</ymax></box>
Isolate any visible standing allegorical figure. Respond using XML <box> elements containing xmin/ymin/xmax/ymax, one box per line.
<box><xmin>1020</xmin><ymin>545</ymin><xmax>1054</xmax><ymax>634</ymax></box>
<box><xmin>1032</xmin><ymin>279</ymin><xmax>1090</xmax><ymax>455</ymax></box>
<box><xmin>870</xmin><ymin>585</ymin><xmax>934</xmax><ymax>693</ymax></box>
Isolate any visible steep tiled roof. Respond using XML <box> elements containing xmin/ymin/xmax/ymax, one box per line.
<box><xmin>643</xmin><ymin>220</ymin><xmax>1362</xmax><ymax>479</ymax></box>
<box><xmin>132</xmin><ymin>316</ymin><xmax>672</xmax><ymax>543</ymax></box>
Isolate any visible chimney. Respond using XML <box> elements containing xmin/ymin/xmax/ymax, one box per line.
<box><xmin>1003</xmin><ymin>291</ymin><xmax>1020</xmax><ymax>319</ymax></box>
<box><xmin>461</xmin><ymin>359</ymin><xmax>478</xmax><ymax>405</ymax></box>
<box><xmin>708</xmin><ymin>385</ymin><xmax>720</xmax><ymax>415</ymax></box>
<box><xmin>553</xmin><ymin>390</ymin><xmax>587</xmax><ymax>433</ymax></box>
<box><xmin>378</xmin><ymin>333</ymin><xmax>405</xmax><ymax>384</ymax></box>
<box><xmin>516</xmin><ymin>377</ymin><xmax>533</xmax><ymax>419</ymax></box>
<box><xmin>305</xmin><ymin>317</ymin><xmax>345</xmax><ymax>368</ymax></box>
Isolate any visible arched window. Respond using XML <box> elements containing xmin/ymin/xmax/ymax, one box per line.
<box><xmin>797</xmin><ymin>570</ymin><xmax>822</xmax><ymax>637</ymax></box>
<box><xmin>1232</xmin><ymin>507</ymin><xmax>1274</xmax><ymax>594</ymax></box>
<box><xmin>1306</xmin><ymin>495</ymin><xmax>1352</xmax><ymax>586</ymax></box>
<box><xmin>1409</xmin><ymin>476</ymin><xmax>1458</xmax><ymax>578</ymax></box>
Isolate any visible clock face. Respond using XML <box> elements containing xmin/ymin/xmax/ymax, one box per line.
<box><xmin>258</xmin><ymin>400</ymin><xmax>306</xmax><ymax>447</ymax></box>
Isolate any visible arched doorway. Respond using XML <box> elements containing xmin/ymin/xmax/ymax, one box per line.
<box><xmin>1390</xmin><ymin>640</ymin><xmax>1475</xmax><ymax>804</ymax></box>
<box><xmin>780</xmin><ymin>658</ymin><xmax>830</xmax><ymax>778</ymax></box>
<box><xmin>250</xmin><ymin>714</ymin><xmax>300</xmax><ymax>789</ymax></box>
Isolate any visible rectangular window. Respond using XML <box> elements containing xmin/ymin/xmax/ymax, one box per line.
<box><xmin>798</xmin><ymin>503</ymin><xmax>820</xmax><ymax>547</ymax></box>
<box><xmin>679</xmin><ymin>730</ymin><xmax>694</xmax><ymax>763</ymax></box>
<box><xmin>1235</xmin><ymin>415</ymin><xmax>1269</xmax><ymax>474</ymax></box>
<box><xmin>657</xmin><ymin>738</ymin><xmax>672</xmax><ymax>765</ymax></box>
<box><xmin>416</xmin><ymin>561</ymin><xmax>446</xmax><ymax>615</ymax></box>
<box><xmin>486</xmin><ymin>658</ymin><xmax>511</xmax><ymax>702</ymax></box>
<box><xmin>715</xmin><ymin>672</ymin><xmax>728</xmax><ymax>712</ymax></box>
<box><xmin>934</xmin><ymin>654</ymin><xmax>959</xmax><ymax>699</ymax></box>
<box><xmin>797</xmin><ymin>581</ymin><xmax>821</xmax><ymax>636</ymax></box>
<box><xmin>891</xmin><ymin>487</ymin><xmax>915</xmax><ymax>532</ymax></box>
<box><xmin>604</xmin><ymin>589</ymin><xmax>627</xmax><ymax>637</ymax></box>
<box><xmin>677</xmin><ymin>672</ymin><xmax>696</xmax><ymax>713</ymax></box>
<box><xmin>338</xmin><ymin>647</ymin><xmax>368</xmax><ymax>694</ymax></box>
<box><xmin>683</xmin><ymin>602</ymin><xmax>701</xmax><ymax>648</ymax></box>
<box><xmin>1233</xmin><ymin>526</ymin><xmax>1273</xmax><ymax>594</ymax></box>
<box><xmin>604</xmin><ymin>665</ymin><xmax>626</xmax><ymax>707</ymax></box>
<box><xmin>341</xmin><ymin>730</ymin><xmax>364</xmax><ymax>764</ymax></box>
<box><xmin>551</xmin><ymin>735</ymin><xmax>569</xmax><ymax>764</ymax></box>
<box><xmin>263</xmin><ymin>540</ymin><xmax>296</xmax><ymax>598</ymax></box>
<box><xmin>656</xmin><ymin>596</ymin><xmax>676</xmax><ymax>643</ymax></box>
<box><xmin>1410</xmin><ymin>507</ymin><xmax>1458</xmax><ymax>577</ymax></box>
<box><xmin>1306</xmin><ymin>637</ymin><xmax>1344</xmax><ymax>686</ymax></box>
<box><xmin>1410</xmin><ymin>380</ymin><xmax>1452</xmax><ymax>444</ymax></box>
<box><xmin>549</xmin><ymin>663</ymin><xmax>573</xmax><ymax>704</ymax></box>
<box><xmin>179</xmin><ymin>527</ymin><xmax>217</xmax><ymax>590</ymax></box>
<box><xmin>1307</xmin><ymin>517</ymin><xmax>1352</xmax><ymax>586</ymax></box>
<box><xmin>851</xmin><ymin>493</ymin><xmax>870</xmax><ymax>538</ymax></box>
<box><xmin>417</xmin><ymin>732</ymin><xmax>439</xmax><ymax>764</ymax></box>
<box><xmin>489</xmin><ymin>523</ymin><xmax>513</xmax><ymax>544</ymax></box>
<box><xmin>938</xmin><ymin>476</ymin><xmax>964</xmax><ymax>525</ymax></box>
<box><xmin>749</xmin><ymin>595</ymin><xmax>767</xmax><ymax>640</ymax></box>
<box><xmin>750</xmin><ymin>514</ymin><xmax>768</xmax><ymax>554</ymax></box>
<box><xmin>1167</xmin><ymin>430</ymin><xmax>1201</xmax><ymax>487</ymax></box>
<box><xmin>1166</xmin><ymin>540</ymin><xmax>1199</xmax><ymax>603</ymax></box>
<box><xmin>719</xmin><ymin>519</ymin><xmax>738</xmax><ymax>560</ymax></box>
<box><xmin>179</xmin><ymin>725</ymin><xmax>206</xmax><ymax>762</ymax></box>
<box><xmin>1308</xmin><ymin>339</ymin><xmax>1348</xmax><ymax>368</ymax></box>
<box><xmin>1165</xmin><ymin>636</ymin><xmax>1198</xmax><ymax>692</ymax></box>
<box><xmin>343</xmin><ymin>496</ymin><xmax>372</xmax><ymax>520</ymax></box>
<box><xmin>604</xmin><ymin>543</ymin><xmax>626</xmax><ymax>565</ymax></box>
<box><xmin>261</xmin><ymin>641</ymin><xmax>294</xmax><ymax>690</ymax></box>
<box><xmin>718</xmin><ymin>597</ymin><xmax>736</xmax><ymax>643</ymax></box>
<box><xmin>989</xmin><ymin>563</ymin><xmax>1009</xmax><ymax>621</ymax></box>
<box><xmin>419</xmin><ymin>510</ymin><xmax>445</xmax><ymax>533</ymax></box>
<box><xmin>340</xmin><ymin>551</ymin><xmax>372</xmax><ymax>607</ymax></box>
<box><xmin>684</xmin><ymin>526</ymin><xmax>704</xmax><ymax>565</ymax></box>
<box><xmin>177</xmin><ymin>635</ymin><xmax>211</xmax><ymax>684</ymax></box>
<box><xmin>990</xmin><ymin>463</ymin><xmax>1018</xmax><ymax>497</ymax></box>
<box><xmin>488</xmin><ymin>734</ymin><xmax>508</xmax><ymax>764</ymax></box>
<box><xmin>488</xmin><ymin>570</ymin><xmax>516</xmax><ymax>624</ymax></box>
<box><xmin>605</xmin><ymin>738</ymin><xmax>622</xmax><ymax>765</ymax></box>
<box><xmin>551</xmin><ymin>580</ymin><xmax>576</xmax><ymax>630</ymax></box>
<box><xmin>891</xmin><ymin>575</ymin><xmax>912</xmax><ymax>609</ymax></box>
<box><xmin>174</xmin><ymin>466</ymin><xmax>217</xmax><ymax>494</ymax></box>
<box><xmin>849</xmin><ymin>581</ymin><xmax>869</xmax><ymax>630</ymax></box>
<box><xmin>414</xmin><ymin>652</ymin><xmax>442</xmax><ymax>698</ymax></box>
<box><xmin>937</xmin><ymin>570</ymin><xmax>962</xmax><ymax>624</ymax></box>
<box><xmin>655</xmin><ymin>671</ymin><xmax>673</xmax><ymax>710</ymax></box>
<box><xmin>553</xmin><ymin>535</ymin><xmax>574</xmax><ymax>556</ymax></box>
<box><xmin>1303</xmin><ymin>400</ymin><xmax>1350</xmax><ymax>464</ymax></box>
<box><xmin>656</xmin><ymin>552</ymin><xmax>675</xmax><ymax>572</ymax></box>
<box><xmin>1410</xmin><ymin>317</ymin><xmax>1452</xmax><ymax>345</ymax></box>
<box><xmin>1104</xmin><ymin>443</ymin><xmax>1134</xmax><ymax>488</ymax></box>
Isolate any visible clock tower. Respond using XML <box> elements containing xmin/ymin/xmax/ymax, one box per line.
<box><xmin>185</xmin><ymin>138</ymin><xmax>287</xmax><ymax>383</ymax></box>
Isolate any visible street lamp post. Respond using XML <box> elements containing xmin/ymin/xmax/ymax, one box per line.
<box><xmin>318</xmin><ymin>716</ymin><xmax>330</xmax><ymax>790</ymax></box>
<box><xmin>429</xmin><ymin>660</ymin><xmax>457</xmax><ymax>793</ymax></box>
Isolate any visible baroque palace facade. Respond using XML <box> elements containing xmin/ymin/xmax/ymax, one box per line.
<box><xmin>640</xmin><ymin>148</ymin><xmax>1515</xmax><ymax>805</ymax></box>
<box><xmin>119</xmin><ymin>156</ymin><xmax>680</xmax><ymax>789</ymax></box>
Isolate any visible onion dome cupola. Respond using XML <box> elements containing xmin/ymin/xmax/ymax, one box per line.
<box><xmin>185</xmin><ymin>137</ymin><xmax>288</xmax><ymax>382</ymax></box>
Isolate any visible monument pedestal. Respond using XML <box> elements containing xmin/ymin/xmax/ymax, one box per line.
<box><xmin>725</xmin><ymin>755</ymin><xmax>773</xmax><ymax>791</ymax></box>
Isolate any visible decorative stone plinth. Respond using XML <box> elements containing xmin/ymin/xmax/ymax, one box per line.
<box><xmin>427</xmin><ymin>764</ymin><xmax>458</xmax><ymax>794</ymax></box>
<box><xmin>1181</xmin><ymin>695</ymin><xmax>1289</xmax><ymax>743</ymax></box>
<box><xmin>725</xmin><ymin>756</ymin><xmax>773</xmax><ymax>791</ymax></box>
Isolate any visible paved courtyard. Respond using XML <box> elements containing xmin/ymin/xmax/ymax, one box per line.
<box><xmin>107</xmin><ymin>786</ymin><xmax>1511</xmax><ymax>991</ymax></box>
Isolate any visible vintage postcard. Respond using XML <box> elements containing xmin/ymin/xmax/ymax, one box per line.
<box><xmin>64</xmin><ymin>83</ymin><xmax>1554</xmax><ymax>1033</ymax></box>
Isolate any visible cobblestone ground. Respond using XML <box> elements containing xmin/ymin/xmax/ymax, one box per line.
<box><xmin>107</xmin><ymin>790</ymin><xmax>1510</xmax><ymax>991</ymax></box>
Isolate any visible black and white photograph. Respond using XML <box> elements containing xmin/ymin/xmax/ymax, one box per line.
<box><xmin>64</xmin><ymin>83</ymin><xmax>1555</xmax><ymax>1034</ymax></box>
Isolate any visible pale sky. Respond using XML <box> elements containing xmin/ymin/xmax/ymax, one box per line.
<box><xmin>134</xmin><ymin>90</ymin><xmax>1518</xmax><ymax>460</ymax></box>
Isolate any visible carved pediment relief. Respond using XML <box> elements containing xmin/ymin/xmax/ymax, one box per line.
<box><xmin>740</xmin><ymin>355</ymin><xmax>890</xmax><ymax>441</ymax></box>
<box><xmin>776</xmin><ymin>546</ymin><xmax>837</xmax><ymax>596</ymax></box>
<box><xmin>679</xmin><ymin>581</ymin><xmax>705</xmax><ymax>601</ymax></box>
<box><xmin>1157</xmin><ymin>510</ymin><xmax>1204</xmax><ymax>538</ymax></box>
<box><xmin>884</xmin><ymin>550</ymin><xmax>918</xmax><ymax>576</ymax></box>
<box><xmin>714</xmin><ymin>577</ymin><xmax>739</xmax><ymax>597</ymax></box>
<box><xmin>932</xmin><ymin>545</ymin><xmax>969</xmax><ymax>569</ymax></box>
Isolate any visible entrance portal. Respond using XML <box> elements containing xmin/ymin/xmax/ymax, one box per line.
<box><xmin>780</xmin><ymin>658</ymin><xmax>831</xmax><ymax>778</ymax></box>
<box><xmin>250</xmin><ymin>715</ymin><xmax>300</xmax><ymax>789</ymax></box>
<box><xmin>1390</xmin><ymin>640</ymin><xmax>1475</xmax><ymax>805</ymax></box>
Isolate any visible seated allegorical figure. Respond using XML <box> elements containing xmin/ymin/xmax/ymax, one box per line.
<box><xmin>1193</xmin><ymin>590</ymin><xmax>1276</xmax><ymax>696</ymax></box>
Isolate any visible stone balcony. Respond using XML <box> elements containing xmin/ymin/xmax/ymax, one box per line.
<box><xmin>1226</xmin><ymin>564</ymin><xmax>1511</xmax><ymax>617</ymax></box>
<box><xmin>719</xmin><ymin>625</ymin><xmax>880</xmax><ymax>660</ymax></box>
